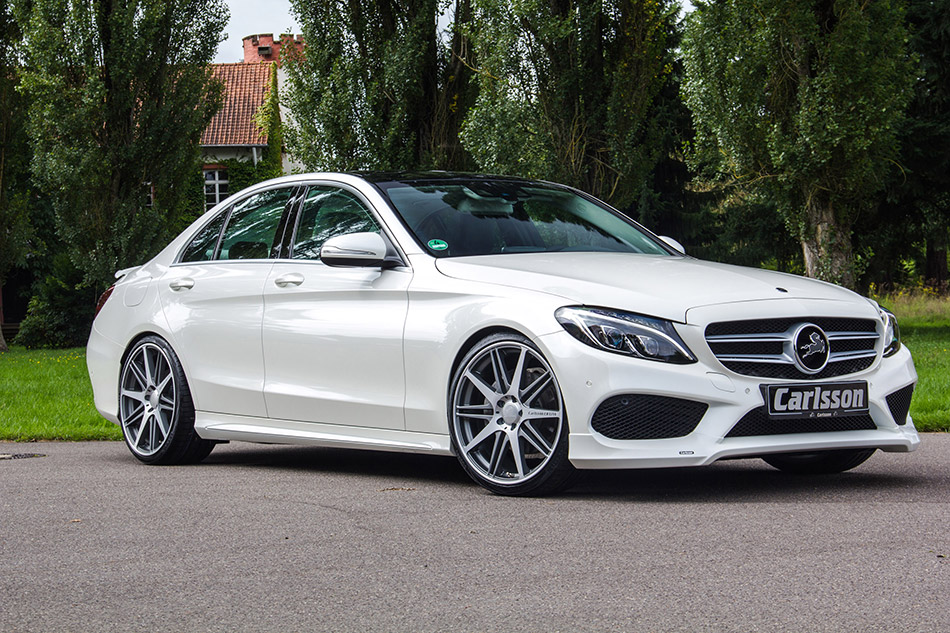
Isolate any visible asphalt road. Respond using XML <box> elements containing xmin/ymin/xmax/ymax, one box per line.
<box><xmin>1</xmin><ymin>436</ymin><xmax>948</xmax><ymax>633</ymax></box>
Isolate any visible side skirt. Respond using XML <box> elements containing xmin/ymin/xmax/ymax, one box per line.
<box><xmin>194</xmin><ymin>411</ymin><xmax>453</xmax><ymax>455</ymax></box>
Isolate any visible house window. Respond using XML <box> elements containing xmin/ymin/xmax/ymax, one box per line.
<box><xmin>204</xmin><ymin>169</ymin><xmax>229</xmax><ymax>210</ymax></box>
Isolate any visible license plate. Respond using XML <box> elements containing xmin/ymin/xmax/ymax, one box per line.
<box><xmin>766</xmin><ymin>382</ymin><xmax>869</xmax><ymax>419</ymax></box>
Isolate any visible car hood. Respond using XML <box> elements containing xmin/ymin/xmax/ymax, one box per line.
<box><xmin>434</xmin><ymin>253</ymin><xmax>863</xmax><ymax>322</ymax></box>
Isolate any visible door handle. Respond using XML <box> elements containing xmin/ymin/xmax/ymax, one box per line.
<box><xmin>274</xmin><ymin>273</ymin><xmax>305</xmax><ymax>288</ymax></box>
<box><xmin>169</xmin><ymin>278</ymin><xmax>195</xmax><ymax>291</ymax></box>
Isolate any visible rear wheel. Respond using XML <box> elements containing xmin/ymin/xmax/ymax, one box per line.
<box><xmin>762</xmin><ymin>448</ymin><xmax>876</xmax><ymax>474</ymax></box>
<box><xmin>449</xmin><ymin>333</ymin><xmax>575</xmax><ymax>496</ymax></box>
<box><xmin>118</xmin><ymin>336</ymin><xmax>214</xmax><ymax>465</ymax></box>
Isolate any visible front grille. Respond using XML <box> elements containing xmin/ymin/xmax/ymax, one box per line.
<box><xmin>591</xmin><ymin>394</ymin><xmax>707</xmax><ymax>440</ymax></box>
<box><xmin>725</xmin><ymin>406</ymin><xmax>878</xmax><ymax>438</ymax></box>
<box><xmin>885</xmin><ymin>384</ymin><xmax>915</xmax><ymax>426</ymax></box>
<box><xmin>705</xmin><ymin>317</ymin><xmax>879</xmax><ymax>380</ymax></box>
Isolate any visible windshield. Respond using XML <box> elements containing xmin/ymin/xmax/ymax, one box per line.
<box><xmin>376</xmin><ymin>179</ymin><xmax>672</xmax><ymax>257</ymax></box>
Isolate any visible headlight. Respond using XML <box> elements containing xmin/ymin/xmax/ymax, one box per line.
<box><xmin>555</xmin><ymin>307</ymin><xmax>696</xmax><ymax>364</ymax></box>
<box><xmin>881</xmin><ymin>307</ymin><xmax>901</xmax><ymax>357</ymax></box>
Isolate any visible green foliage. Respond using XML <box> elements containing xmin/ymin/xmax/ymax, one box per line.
<box><xmin>0</xmin><ymin>5</ymin><xmax>31</xmax><ymax>237</ymax></box>
<box><xmin>253</xmin><ymin>62</ymin><xmax>285</xmax><ymax>181</ymax></box>
<box><xmin>860</xmin><ymin>0</ymin><xmax>950</xmax><ymax>289</ymax></box>
<box><xmin>284</xmin><ymin>0</ymin><xmax>475</xmax><ymax>171</ymax></box>
<box><xmin>682</xmin><ymin>0</ymin><xmax>914</xmax><ymax>288</ymax></box>
<box><xmin>173</xmin><ymin>167</ymin><xmax>207</xmax><ymax>235</ymax></box>
<box><xmin>16</xmin><ymin>0</ymin><xmax>228</xmax><ymax>292</ymax></box>
<box><xmin>0</xmin><ymin>0</ymin><xmax>33</xmax><ymax>351</ymax></box>
<box><xmin>461</xmin><ymin>0</ymin><xmax>680</xmax><ymax>210</ymax></box>
<box><xmin>694</xmin><ymin>189</ymin><xmax>802</xmax><ymax>272</ymax></box>
<box><xmin>14</xmin><ymin>253</ymin><xmax>96</xmax><ymax>349</ymax></box>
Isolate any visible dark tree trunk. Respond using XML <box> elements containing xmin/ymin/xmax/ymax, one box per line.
<box><xmin>801</xmin><ymin>191</ymin><xmax>855</xmax><ymax>289</ymax></box>
<box><xmin>925</xmin><ymin>233</ymin><xmax>948</xmax><ymax>286</ymax></box>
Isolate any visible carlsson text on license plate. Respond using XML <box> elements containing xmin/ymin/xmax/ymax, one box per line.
<box><xmin>766</xmin><ymin>382</ymin><xmax>869</xmax><ymax>419</ymax></box>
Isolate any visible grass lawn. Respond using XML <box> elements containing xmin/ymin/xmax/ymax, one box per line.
<box><xmin>0</xmin><ymin>347</ymin><xmax>121</xmax><ymax>441</ymax></box>
<box><xmin>0</xmin><ymin>293</ymin><xmax>947</xmax><ymax>440</ymax></box>
<box><xmin>876</xmin><ymin>292</ymin><xmax>950</xmax><ymax>432</ymax></box>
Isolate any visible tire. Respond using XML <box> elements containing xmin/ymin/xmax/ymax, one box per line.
<box><xmin>449</xmin><ymin>332</ymin><xmax>576</xmax><ymax>496</ymax></box>
<box><xmin>118</xmin><ymin>335</ymin><xmax>214</xmax><ymax>465</ymax></box>
<box><xmin>762</xmin><ymin>448</ymin><xmax>876</xmax><ymax>474</ymax></box>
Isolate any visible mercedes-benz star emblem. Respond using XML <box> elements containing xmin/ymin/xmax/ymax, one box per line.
<box><xmin>793</xmin><ymin>323</ymin><xmax>830</xmax><ymax>374</ymax></box>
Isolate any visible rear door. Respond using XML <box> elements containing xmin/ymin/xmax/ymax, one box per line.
<box><xmin>160</xmin><ymin>185</ymin><xmax>297</xmax><ymax>417</ymax></box>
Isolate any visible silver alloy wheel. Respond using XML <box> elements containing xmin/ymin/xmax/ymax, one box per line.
<box><xmin>452</xmin><ymin>341</ymin><xmax>564</xmax><ymax>485</ymax></box>
<box><xmin>119</xmin><ymin>342</ymin><xmax>178</xmax><ymax>457</ymax></box>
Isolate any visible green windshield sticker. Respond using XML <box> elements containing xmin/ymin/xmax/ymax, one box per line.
<box><xmin>427</xmin><ymin>239</ymin><xmax>448</xmax><ymax>251</ymax></box>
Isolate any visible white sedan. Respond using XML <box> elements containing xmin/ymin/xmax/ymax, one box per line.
<box><xmin>86</xmin><ymin>173</ymin><xmax>919</xmax><ymax>495</ymax></box>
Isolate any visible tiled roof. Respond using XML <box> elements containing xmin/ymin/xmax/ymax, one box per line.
<box><xmin>201</xmin><ymin>62</ymin><xmax>271</xmax><ymax>147</ymax></box>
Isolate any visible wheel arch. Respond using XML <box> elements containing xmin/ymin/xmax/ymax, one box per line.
<box><xmin>448</xmin><ymin>325</ymin><xmax>534</xmax><ymax>391</ymax></box>
<box><xmin>119</xmin><ymin>331</ymin><xmax>198</xmax><ymax>411</ymax></box>
<box><xmin>120</xmin><ymin>330</ymin><xmax>175</xmax><ymax>367</ymax></box>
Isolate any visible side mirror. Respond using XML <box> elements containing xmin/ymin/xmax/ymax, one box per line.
<box><xmin>320</xmin><ymin>232</ymin><xmax>388</xmax><ymax>267</ymax></box>
<box><xmin>659</xmin><ymin>236</ymin><xmax>686</xmax><ymax>255</ymax></box>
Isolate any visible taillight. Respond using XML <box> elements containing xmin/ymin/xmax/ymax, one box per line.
<box><xmin>95</xmin><ymin>285</ymin><xmax>116</xmax><ymax>318</ymax></box>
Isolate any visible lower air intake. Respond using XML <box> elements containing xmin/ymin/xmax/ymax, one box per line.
<box><xmin>591</xmin><ymin>394</ymin><xmax>707</xmax><ymax>440</ymax></box>
<box><xmin>726</xmin><ymin>407</ymin><xmax>877</xmax><ymax>438</ymax></box>
<box><xmin>885</xmin><ymin>384</ymin><xmax>915</xmax><ymax>426</ymax></box>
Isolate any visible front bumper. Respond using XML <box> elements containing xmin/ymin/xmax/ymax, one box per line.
<box><xmin>537</xmin><ymin>314</ymin><xmax>919</xmax><ymax>471</ymax></box>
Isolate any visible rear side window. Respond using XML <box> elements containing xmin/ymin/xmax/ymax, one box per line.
<box><xmin>218</xmin><ymin>188</ymin><xmax>293</xmax><ymax>260</ymax></box>
<box><xmin>180</xmin><ymin>211</ymin><xmax>228</xmax><ymax>262</ymax></box>
<box><xmin>291</xmin><ymin>186</ymin><xmax>379</xmax><ymax>260</ymax></box>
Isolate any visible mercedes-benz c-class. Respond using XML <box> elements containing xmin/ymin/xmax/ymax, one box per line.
<box><xmin>87</xmin><ymin>173</ymin><xmax>919</xmax><ymax>495</ymax></box>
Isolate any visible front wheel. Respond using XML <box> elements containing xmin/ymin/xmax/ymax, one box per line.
<box><xmin>118</xmin><ymin>336</ymin><xmax>214</xmax><ymax>465</ymax></box>
<box><xmin>449</xmin><ymin>333</ymin><xmax>575</xmax><ymax>496</ymax></box>
<box><xmin>762</xmin><ymin>448</ymin><xmax>876</xmax><ymax>474</ymax></box>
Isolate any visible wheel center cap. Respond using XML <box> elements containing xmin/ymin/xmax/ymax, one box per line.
<box><xmin>501</xmin><ymin>401</ymin><xmax>521</xmax><ymax>425</ymax></box>
<box><xmin>148</xmin><ymin>390</ymin><xmax>160</xmax><ymax>409</ymax></box>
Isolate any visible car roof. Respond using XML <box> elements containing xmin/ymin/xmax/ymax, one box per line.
<box><xmin>351</xmin><ymin>171</ymin><xmax>537</xmax><ymax>186</ymax></box>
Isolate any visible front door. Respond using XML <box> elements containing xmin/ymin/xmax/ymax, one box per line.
<box><xmin>262</xmin><ymin>185</ymin><xmax>410</xmax><ymax>429</ymax></box>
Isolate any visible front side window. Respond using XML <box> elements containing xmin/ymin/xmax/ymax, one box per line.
<box><xmin>204</xmin><ymin>169</ymin><xmax>229</xmax><ymax>210</ymax></box>
<box><xmin>377</xmin><ymin>179</ymin><xmax>671</xmax><ymax>258</ymax></box>
<box><xmin>291</xmin><ymin>186</ymin><xmax>380</xmax><ymax>260</ymax></box>
<box><xmin>218</xmin><ymin>188</ymin><xmax>293</xmax><ymax>260</ymax></box>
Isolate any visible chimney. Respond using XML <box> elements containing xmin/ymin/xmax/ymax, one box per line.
<box><xmin>242</xmin><ymin>33</ymin><xmax>305</xmax><ymax>65</ymax></box>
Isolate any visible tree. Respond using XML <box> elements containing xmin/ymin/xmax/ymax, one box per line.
<box><xmin>682</xmin><ymin>0</ymin><xmax>913</xmax><ymax>288</ymax></box>
<box><xmin>869</xmin><ymin>0</ymin><xmax>950</xmax><ymax>287</ymax></box>
<box><xmin>283</xmin><ymin>0</ymin><xmax>476</xmax><ymax>171</ymax></box>
<box><xmin>460</xmin><ymin>0</ymin><xmax>680</xmax><ymax>210</ymax></box>
<box><xmin>0</xmin><ymin>0</ymin><xmax>32</xmax><ymax>352</ymax></box>
<box><xmin>16</xmin><ymin>0</ymin><xmax>227</xmax><ymax>293</ymax></box>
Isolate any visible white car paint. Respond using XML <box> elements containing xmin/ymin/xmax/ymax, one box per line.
<box><xmin>87</xmin><ymin>173</ymin><xmax>919</xmax><ymax>492</ymax></box>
